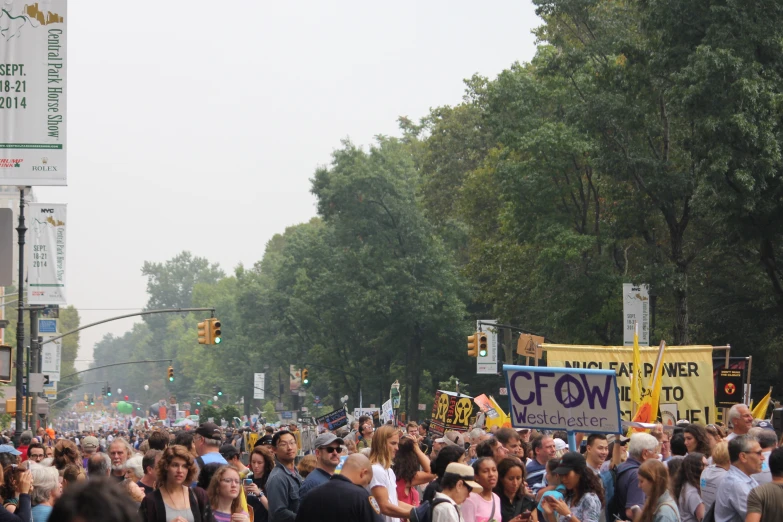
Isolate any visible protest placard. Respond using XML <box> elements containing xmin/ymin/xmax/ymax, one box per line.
<box><xmin>315</xmin><ymin>407</ymin><xmax>348</xmax><ymax>433</ymax></box>
<box><xmin>429</xmin><ymin>390</ymin><xmax>474</xmax><ymax>436</ymax></box>
<box><xmin>503</xmin><ymin>365</ymin><xmax>622</xmax><ymax>434</ymax></box>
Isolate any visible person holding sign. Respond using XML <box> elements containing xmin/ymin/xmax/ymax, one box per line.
<box><xmin>540</xmin><ymin>453</ymin><xmax>602</xmax><ymax>522</ymax></box>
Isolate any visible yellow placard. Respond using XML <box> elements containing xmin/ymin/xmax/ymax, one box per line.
<box><xmin>544</xmin><ymin>344</ymin><xmax>716</xmax><ymax>424</ymax></box>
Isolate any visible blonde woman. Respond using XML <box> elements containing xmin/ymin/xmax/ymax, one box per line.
<box><xmin>207</xmin><ymin>466</ymin><xmax>250</xmax><ymax>522</ymax></box>
<box><xmin>369</xmin><ymin>426</ymin><xmax>413</xmax><ymax>522</ymax></box>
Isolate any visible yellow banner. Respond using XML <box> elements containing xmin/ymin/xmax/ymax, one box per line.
<box><xmin>544</xmin><ymin>345</ymin><xmax>716</xmax><ymax>424</ymax></box>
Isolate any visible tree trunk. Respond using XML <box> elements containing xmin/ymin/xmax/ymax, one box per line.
<box><xmin>502</xmin><ymin>327</ymin><xmax>514</xmax><ymax>366</ymax></box>
<box><xmin>408</xmin><ymin>330</ymin><xmax>423</xmax><ymax>421</ymax></box>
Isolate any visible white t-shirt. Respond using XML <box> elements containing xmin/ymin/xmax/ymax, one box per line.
<box><xmin>699</xmin><ymin>465</ymin><xmax>727</xmax><ymax>511</ymax></box>
<box><xmin>370</xmin><ymin>463</ymin><xmax>399</xmax><ymax>522</ymax></box>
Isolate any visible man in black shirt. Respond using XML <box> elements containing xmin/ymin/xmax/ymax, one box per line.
<box><xmin>295</xmin><ymin>453</ymin><xmax>382</xmax><ymax>522</ymax></box>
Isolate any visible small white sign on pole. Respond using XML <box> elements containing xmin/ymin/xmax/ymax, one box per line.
<box><xmin>503</xmin><ymin>365</ymin><xmax>622</xmax><ymax>434</ymax></box>
<box><xmin>253</xmin><ymin>373</ymin><xmax>265</xmax><ymax>400</ymax></box>
<box><xmin>41</xmin><ymin>336</ymin><xmax>61</xmax><ymax>382</ymax></box>
<box><xmin>477</xmin><ymin>319</ymin><xmax>498</xmax><ymax>374</ymax></box>
<box><xmin>382</xmin><ymin>400</ymin><xmax>393</xmax><ymax>421</ymax></box>
<box><xmin>623</xmin><ymin>284</ymin><xmax>650</xmax><ymax>346</ymax></box>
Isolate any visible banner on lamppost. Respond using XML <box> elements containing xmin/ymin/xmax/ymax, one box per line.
<box><xmin>253</xmin><ymin>373</ymin><xmax>265</xmax><ymax>400</ymax></box>
<box><xmin>28</xmin><ymin>203</ymin><xmax>66</xmax><ymax>304</ymax></box>
<box><xmin>623</xmin><ymin>284</ymin><xmax>649</xmax><ymax>346</ymax></box>
<box><xmin>0</xmin><ymin>1</ymin><xmax>67</xmax><ymax>186</ymax></box>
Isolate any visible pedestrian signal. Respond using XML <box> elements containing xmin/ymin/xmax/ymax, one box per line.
<box><xmin>478</xmin><ymin>332</ymin><xmax>488</xmax><ymax>357</ymax></box>
<box><xmin>467</xmin><ymin>333</ymin><xmax>478</xmax><ymax>358</ymax></box>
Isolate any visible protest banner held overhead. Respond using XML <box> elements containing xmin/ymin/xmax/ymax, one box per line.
<box><xmin>315</xmin><ymin>407</ymin><xmax>348</xmax><ymax>433</ymax></box>
<box><xmin>545</xmin><ymin>344</ymin><xmax>717</xmax><ymax>424</ymax></box>
<box><xmin>429</xmin><ymin>390</ymin><xmax>474</xmax><ymax>436</ymax></box>
<box><xmin>504</xmin><ymin>365</ymin><xmax>623</xmax><ymax>434</ymax></box>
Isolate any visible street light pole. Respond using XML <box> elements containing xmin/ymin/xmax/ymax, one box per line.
<box><xmin>14</xmin><ymin>187</ymin><xmax>28</xmax><ymax>444</ymax></box>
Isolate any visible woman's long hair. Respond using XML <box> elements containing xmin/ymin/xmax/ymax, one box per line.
<box><xmin>493</xmin><ymin>458</ymin><xmax>526</xmax><ymax>501</ymax></box>
<box><xmin>155</xmin><ymin>444</ymin><xmax>198</xmax><ymax>487</ymax></box>
<box><xmin>250</xmin><ymin>446</ymin><xmax>274</xmax><ymax>490</ymax></box>
<box><xmin>638</xmin><ymin>459</ymin><xmax>670</xmax><ymax>522</ymax></box>
<box><xmin>562</xmin><ymin>452</ymin><xmax>604</xmax><ymax>506</ymax></box>
<box><xmin>392</xmin><ymin>436</ymin><xmax>419</xmax><ymax>483</ymax></box>
<box><xmin>369</xmin><ymin>426</ymin><xmax>398</xmax><ymax>469</ymax></box>
<box><xmin>673</xmin><ymin>453</ymin><xmax>704</xmax><ymax>501</ymax></box>
<box><xmin>684</xmin><ymin>425</ymin><xmax>711</xmax><ymax>457</ymax></box>
<box><xmin>207</xmin><ymin>466</ymin><xmax>243</xmax><ymax>515</ymax></box>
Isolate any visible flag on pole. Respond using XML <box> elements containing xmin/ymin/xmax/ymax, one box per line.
<box><xmin>630</xmin><ymin>322</ymin><xmax>643</xmax><ymax>415</ymax></box>
<box><xmin>632</xmin><ymin>341</ymin><xmax>666</xmax><ymax>426</ymax></box>
<box><xmin>752</xmin><ymin>387</ymin><xmax>773</xmax><ymax>420</ymax></box>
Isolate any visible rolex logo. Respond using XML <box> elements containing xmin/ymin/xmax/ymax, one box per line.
<box><xmin>41</xmin><ymin>158</ymin><xmax>48</xmax><ymax>165</ymax></box>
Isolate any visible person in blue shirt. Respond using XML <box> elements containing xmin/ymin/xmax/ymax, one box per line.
<box><xmin>31</xmin><ymin>466</ymin><xmax>60</xmax><ymax>522</ymax></box>
<box><xmin>299</xmin><ymin>432</ymin><xmax>344</xmax><ymax>498</ymax></box>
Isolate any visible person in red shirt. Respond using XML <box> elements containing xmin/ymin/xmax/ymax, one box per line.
<box><xmin>16</xmin><ymin>431</ymin><xmax>32</xmax><ymax>463</ymax></box>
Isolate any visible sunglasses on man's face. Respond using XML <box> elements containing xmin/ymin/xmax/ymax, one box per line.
<box><xmin>321</xmin><ymin>446</ymin><xmax>341</xmax><ymax>454</ymax></box>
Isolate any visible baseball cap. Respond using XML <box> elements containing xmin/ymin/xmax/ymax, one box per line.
<box><xmin>314</xmin><ymin>433</ymin><xmax>344</xmax><ymax>448</ymax></box>
<box><xmin>553</xmin><ymin>438</ymin><xmax>568</xmax><ymax>457</ymax></box>
<box><xmin>444</xmin><ymin>431</ymin><xmax>465</xmax><ymax>447</ymax></box>
<box><xmin>553</xmin><ymin>451</ymin><xmax>587</xmax><ymax>474</ymax></box>
<box><xmin>444</xmin><ymin>463</ymin><xmax>483</xmax><ymax>493</ymax></box>
<box><xmin>195</xmin><ymin>422</ymin><xmax>222</xmax><ymax>441</ymax></box>
<box><xmin>0</xmin><ymin>445</ymin><xmax>21</xmax><ymax>456</ymax></box>
<box><xmin>219</xmin><ymin>444</ymin><xmax>240</xmax><ymax>460</ymax></box>
<box><xmin>81</xmin><ymin>436</ymin><xmax>99</xmax><ymax>451</ymax></box>
<box><xmin>757</xmin><ymin>420</ymin><xmax>776</xmax><ymax>432</ymax></box>
<box><xmin>258</xmin><ymin>435</ymin><xmax>274</xmax><ymax>446</ymax></box>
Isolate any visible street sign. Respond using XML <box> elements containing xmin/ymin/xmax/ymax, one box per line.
<box><xmin>43</xmin><ymin>381</ymin><xmax>57</xmax><ymax>398</ymax></box>
<box><xmin>418</xmin><ymin>403</ymin><xmax>426</xmax><ymax>411</ymax></box>
<box><xmin>38</xmin><ymin>319</ymin><xmax>57</xmax><ymax>334</ymax></box>
<box><xmin>29</xmin><ymin>373</ymin><xmax>44</xmax><ymax>393</ymax></box>
<box><xmin>499</xmin><ymin>387</ymin><xmax>508</xmax><ymax>396</ymax></box>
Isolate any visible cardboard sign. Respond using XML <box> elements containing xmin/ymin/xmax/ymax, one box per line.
<box><xmin>503</xmin><ymin>365</ymin><xmax>622</xmax><ymax>434</ymax></box>
<box><xmin>315</xmin><ymin>407</ymin><xmax>348</xmax><ymax>433</ymax></box>
<box><xmin>517</xmin><ymin>334</ymin><xmax>544</xmax><ymax>357</ymax></box>
<box><xmin>715</xmin><ymin>369</ymin><xmax>744</xmax><ymax>407</ymax></box>
<box><xmin>429</xmin><ymin>390</ymin><xmax>474</xmax><ymax>436</ymax></box>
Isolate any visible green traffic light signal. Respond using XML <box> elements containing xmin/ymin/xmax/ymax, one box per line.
<box><xmin>207</xmin><ymin>400</ymin><xmax>212</xmax><ymax>405</ymax></box>
<box><xmin>169</xmin><ymin>376</ymin><xmax>174</xmax><ymax>382</ymax></box>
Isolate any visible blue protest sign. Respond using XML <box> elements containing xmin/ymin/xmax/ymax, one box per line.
<box><xmin>503</xmin><ymin>365</ymin><xmax>622</xmax><ymax>434</ymax></box>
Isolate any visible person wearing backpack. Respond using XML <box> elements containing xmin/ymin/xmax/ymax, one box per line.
<box><xmin>609</xmin><ymin>433</ymin><xmax>659</xmax><ymax>521</ymax></box>
<box><xmin>432</xmin><ymin>463</ymin><xmax>485</xmax><ymax>522</ymax></box>
<box><xmin>630</xmin><ymin>460</ymin><xmax>680</xmax><ymax>522</ymax></box>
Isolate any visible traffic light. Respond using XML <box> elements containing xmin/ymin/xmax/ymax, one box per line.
<box><xmin>210</xmin><ymin>318</ymin><xmax>222</xmax><ymax>345</ymax></box>
<box><xmin>196</xmin><ymin>399</ymin><xmax>201</xmax><ymax>406</ymax></box>
<box><xmin>467</xmin><ymin>333</ymin><xmax>478</xmax><ymax>357</ymax></box>
<box><xmin>302</xmin><ymin>369</ymin><xmax>310</xmax><ymax>386</ymax></box>
<box><xmin>478</xmin><ymin>332</ymin><xmax>488</xmax><ymax>357</ymax></box>
<box><xmin>101</xmin><ymin>384</ymin><xmax>106</xmax><ymax>395</ymax></box>
<box><xmin>198</xmin><ymin>319</ymin><xmax>210</xmax><ymax>344</ymax></box>
<box><xmin>167</xmin><ymin>366</ymin><xmax>174</xmax><ymax>382</ymax></box>
<box><xmin>106</xmin><ymin>384</ymin><xmax>112</xmax><ymax>397</ymax></box>
<box><xmin>216</xmin><ymin>386</ymin><xmax>223</xmax><ymax>396</ymax></box>
<box><xmin>207</xmin><ymin>400</ymin><xmax>213</xmax><ymax>405</ymax></box>
<box><xmin>90</xmin><ymin>395</ymin><xmax>95</xmax><ymax>405</ymax></box>
<box><xmin>197</xmin><ymin>318</ymin><xmax>222</xmax><ymax>345</ymax></box>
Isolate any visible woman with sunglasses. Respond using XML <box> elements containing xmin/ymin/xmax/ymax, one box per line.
<box><xmin>540</xmin><ymin>452</ymin><xmax>602</xmax><ymax>522</ymax></box>
<box><xmin>674</xmin><ymin>453</ymin><xmax>706</xmax><ymax>522</ymax></box>
<box><xmin>207</xmin><ymin>466</ymin><xmax>250</xmax><ymax>522</ymax></box>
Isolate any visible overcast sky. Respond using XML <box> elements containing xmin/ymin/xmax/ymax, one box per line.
<box><xmin>35</xmin><ymin>1</ymin><xmax>541</xmax><ymax>371</ymax></box>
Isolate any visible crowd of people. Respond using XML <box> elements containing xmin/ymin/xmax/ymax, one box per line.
<box><xmin>0</xmin><ymin>403</ymin><xmax>777</xmax><ymax>522</ymax></box>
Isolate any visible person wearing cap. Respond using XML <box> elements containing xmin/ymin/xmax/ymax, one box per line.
<box><xmin>0</xmin><ymin>445</ymin><xmax>22</xmax><ymax>469</ymax></box>
<box><xmin>220</xmin><ymin>444</ymin><xmax>251</xmax><ymax>478</ymax></box>
<box><xmin>295</xmin><ymin>453</ymin><xmax>381</xmax><ymax>522</ymax></box>
<box><xmin>431</xmin><ymin>462</ymin><xmax>484</xmax><ymax>522</ymax></box>
<box><xmin>194</xmin><ymin>422</ymin><xmax>228</xmax><ymax>468</ymax></box>
<box><xmin>299</xmin><ymin>433</ymin><xmax>344</xmax><ymax>499</ymax></box>
<box><xmin>80</xmin><ymin>436</ymin><xmax>100</xmax><ymax>469</ymax></box>
<box><xmin>540</xmin><ymin>452</ymin><xmax>602</xmax><ymax>522</ymax></box>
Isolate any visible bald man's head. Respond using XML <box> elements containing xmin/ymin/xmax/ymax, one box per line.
<box><xmin>340</xmin><ymin>453</ymin><xmax>373</xmax><ymax>488</ymax></box>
